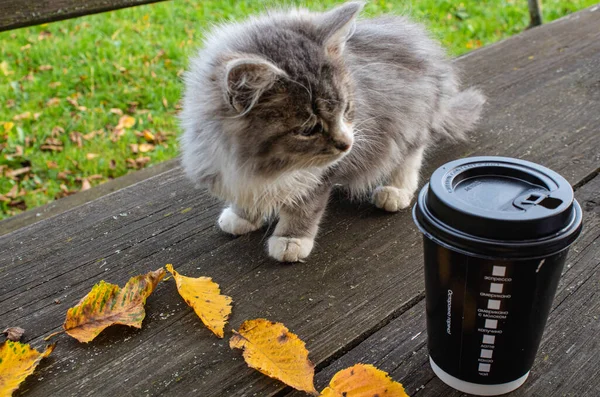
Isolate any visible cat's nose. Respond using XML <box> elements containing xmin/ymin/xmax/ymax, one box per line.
<box><xmin>334</xmin><ymin>140</ymin><xmax>351</xmax><ymax>152</ymax></box>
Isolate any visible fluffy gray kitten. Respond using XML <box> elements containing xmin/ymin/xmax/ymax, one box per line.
<box><xmin>180</xmin><ymin>1</ymin><xmax>485</xmax><ymax>262</ymax></box>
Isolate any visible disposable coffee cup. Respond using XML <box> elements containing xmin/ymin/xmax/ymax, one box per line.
<box><xmin>412</xmin><ymin>156</ymin><xmax>583</xmax><ymax>396</ymax></box>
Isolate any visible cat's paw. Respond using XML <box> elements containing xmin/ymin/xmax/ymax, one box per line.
<box><xmin>268</xmin><ymin>236</ymin><xmax>314</xmax><ymax>263</ymax></box>
<box><xmin>218</xmin><ymin>207</ymin><xmax>261</xmax><ymax>235</ymax></box>
<box><xmin>372</xmin><ymin>186</ymin><xmax>413</xmax><ymax>212</ymax></box>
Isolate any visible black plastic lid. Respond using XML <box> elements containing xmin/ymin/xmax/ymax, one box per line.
<box><xmin>413</xmin><ymin>156</ymin><xmax>583</xmax><ymax>259</ymax></box>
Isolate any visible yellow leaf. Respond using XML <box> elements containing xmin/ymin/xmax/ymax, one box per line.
<box><xmin>138</xmin><ymin>143</ymin><xmax>154</xmax><ymax>153</ymax></box>
<box><xmin>165</xmin><ymin>264</ymin><xmax>232</xmax><ymax>338</ymax></box>
<box><xmin>116</xmin><ymin>115</ymin><xmax>135</xmax><ymax>130</ymax></box>
<box><xmin>143</xmin><ymin>130</ymin><xmax>155</xmax><ymax>142</ymax></box>
<box><xmin>230</xmin><ymin>319</ymin><xmax>317</xmax><ymax>395</ymax></box>
<box><xmin>319</xmin><ymin>364</ymin><xmax>409</xmax><ymax>397</ymax></box>
<box><xmin>63</xmin><ymin>268</ymin><xmax>165</xmax><ymax>343</ymax></box>
<box><xmin>3</xmin><ymin>122</ymin><xmax>14</xmax><ymax>132</ymax></box>
<box><xmin>0</xmin><ymin>341</ymin><xmax>55</xmax><ymax>396</ymax></box>
<box><xmin>86</xmin><ymin>153</ymin><xmax>99</xmax><ymax>160</ymax></box>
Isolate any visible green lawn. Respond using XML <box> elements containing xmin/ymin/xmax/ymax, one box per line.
<box><xmin>0</xmin><ymin>0</ymin><xmax>597</xmax><ymax>220</ymax></box>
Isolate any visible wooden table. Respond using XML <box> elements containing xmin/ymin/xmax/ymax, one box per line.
<box><xmin>1</xmin><ymin>6</ymin><xmax>599</xmax><ymax>397</ymax></box>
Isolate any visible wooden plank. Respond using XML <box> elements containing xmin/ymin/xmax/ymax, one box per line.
<box><xmin>1</xmin><ymin>7</ymin><xmax>600</xmax><ymax>397</ymax></box>
<box><xmin>286</xmin><ymin>175</ymin><xmax>600</xmax><ymax>397</ymax></box>
<box><xmin>0</xmin><ymin>0</ymin><xmax>170</xmax><ymax>32</ymax></box>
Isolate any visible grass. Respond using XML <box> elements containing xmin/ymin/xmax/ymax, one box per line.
<box><xmin>0</xmin><ymin>0</ymin><xmax>597</xmax><ymax>220</ymax></box>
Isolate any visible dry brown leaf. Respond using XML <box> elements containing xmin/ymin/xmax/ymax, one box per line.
<box><xmin>81</xmin><ymin>179</ymin><xmax>91</xmax><ymax>191</ymax></box>
<box><xmin>46</xmin><ymin>161</ymin><xmax>59</xmax><ymax>169</ymax></box>
<box><xmin>41</xmin><ymin>145</ymin><xmax>63</xmax><ymax>152</ymax></box>
<box><xmin>86</xmin><ymin>153</ymin><xmax>99</xmax><ymax>160</ymax></box>
<box><xmin>39</xmin><ymin>64</ymin><xmax>53</xmax><ymax>71</ymax></box>
<box><xmin>230</xmin><ymin>319</ymin><xmax>317</xmax><ymax>395</ymax></box>
<box><xmin>319</xmin><ymin>364</ymin><xmax>409</xmax><ymax>397</ymax></box>
<box><xmin>63</xmin><ymin>268</ymin><xmax>165</xmax><ymax>343</ymax></box>
<box><xmin>13</xmin><ymin>112</ymin><xmax>31</xmax><ymax>121</ymax></box>
<box><xmin>6</xmin><ymin>167</ymin><xmax>30</xmax><ymax>179</ymax></box>
<box><xmin>3</xmin><ymin>327</ymin><xmax>25</xmax><ymax>342</ymax></box>
<box><xmin>116</xmin><ymin>115</ymin><xmax>136</xmax><ymax>130</ymax></box>
<box><xmin>46</xmin><ymin>97</ymin><xmax>60</xmax><ymax>107</ymax></box>
<box><xmin>0</xmin><ymin>341</ymin><xmax>55</xmax><ymax>396</ymax></box>
<box><xmin>165</xmin><ymin>264</ymin><xmax>232</xmax><ymax>338</ymax></box>
<box><xmin>82</xmin><ymin>131</ymin><xmax>97</xmax><ymax>140</ymax></box>
<box><xmin>110</xmin><ymin>108</ymin><xmax>124</xmax><ymax>116</ymax></box>
<box><xmin>69</xmin><ymin>132</ymin><xmax>83</xmax><ymax>148</ymax></box>
<box><xmin>51</xmin><ymin>126</ymin><xmax>65</xmax><ymax>137</ymax></box>
<box><xmin>130</xmin><ymin>144</ymin><xmax>139</xmax><ymax>154</ymax></box>
<box><xmin>49</xmin><ymin>81</ymin><xmax>61</xmax><ymax>88</ymax></box>
<box><xmin>45</xmin><ymin>137</ymin><xmax>62</xmax><ymax>146</ymax></box>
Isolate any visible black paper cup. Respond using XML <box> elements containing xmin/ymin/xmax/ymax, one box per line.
<box><xmin>413</xmin><ymin>156</ymin><xmax>583</xmax><ymax>396</ymax></box>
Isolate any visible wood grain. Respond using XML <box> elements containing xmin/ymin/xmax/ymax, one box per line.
<box><xmin>0</xmin><ymin>0</ymin><xmax>170</xmax><ymax>32</ymax></box>
<box><xmin>1</xmin><ymin>6</ymin><xmax>599</xmax><ymax>397</ymax></box>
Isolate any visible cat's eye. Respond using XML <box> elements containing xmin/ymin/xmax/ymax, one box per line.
<box><xmin>344</xmin><ymin>102</ymin><xmax>352</xmax><ymax>115</ymax></box>
<box><xmin>298</xmin><ymin>123</ymin><xmax>323</xmax><ymax>137</ymax></box>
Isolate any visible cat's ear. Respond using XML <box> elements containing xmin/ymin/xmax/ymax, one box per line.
<box><xmin>223</xmin><ymin>57</ymin><xmax>287</xmax><ymax>114</ymax></box>
<box><xmin>317</xmin><ymin>1</ymin><xmax>364</xmax><ymax>56</ymax></box>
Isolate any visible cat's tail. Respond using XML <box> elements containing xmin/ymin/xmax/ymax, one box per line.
<box><xmin>432</xmin><ymin>88</ymin><xmax>486</xmax><ymax>141</ymax></box>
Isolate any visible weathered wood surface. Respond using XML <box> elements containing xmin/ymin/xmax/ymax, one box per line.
<box><xmin>1</xmin><ymin>6</ymin><xmax>599</xmax><ymax>397</ymax></box>
<box><xmin>0</xmin><ymin>0</ymin><xmax>169</xmax><ymax>32</ymax></box>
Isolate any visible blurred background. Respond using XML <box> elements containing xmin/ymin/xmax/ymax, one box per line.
<box><xmin>0</xmin><ymin>0</ymin><xmax>597</xmax><ymax>220</ymax></box>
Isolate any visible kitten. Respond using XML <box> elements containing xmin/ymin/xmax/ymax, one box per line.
<box><xmin>179</xmin><ymin>1</ymin><xmax>485</xmax><ymax>262</ymax></box>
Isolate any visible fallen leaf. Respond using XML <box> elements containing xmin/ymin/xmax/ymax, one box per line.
<box><xmin>45</xmin><ymin>137</ymin><xmax>62</xmax><ymax>146</ymax></box>
<box><xmin>39</xmin><ymin>64</ymin><xmax>53</xmax><ymax>71</ymax></box>
<box><xmin>3</xmin><ymin>121</ymin><xmax>14</xmax><ymax>132</ymax></box>
<box><xmin>109</xmin><ymin>159</ymin><xmax>116</xmax><ymax>169</ymax></box>
<box><xmin>142</xmin><ymin>130</ymin><xmax>155</xmax><ymax>142</ymax></box>
<box><xmin>5</xmin><ymin>185</ymin><xmax>19</xmax><ymax>199</ymax></box>
<box><xmin>6</xmin><ymin>167</ymin><xmax>30</xmax><ymax>179</ymax></box>
<box><xmin>66</xmin><ymin>96</ymin><xmax>79</xmax><ymax>107</ymax></box>
<box><xmin>110</xmin><ymin>108</ymin><xmax>124</xmax><ymax>116</ymax></box>
<box><xmin>13</xmin><ymin>112</ymin><xmax>31</xmax><ymax>121</ymax></box>
<box><xmin>41</xmin><ymin>145</ymin><xmax>63</xmax><ymax>152</ymax></box>
<box><xmin>162</xmin><ymin>97</ymin><xmax>168</xmax><ymax>108</ymax></box>
<box><xmin>130</xmin><ymin>144</ymin><xmax>139</xmax><ymax>154</ymax></box>
<box><xmin>49</xmin><ymin>81</ymin><xmax>61</xmax><ymax>88</ymax></box>
<box><xmin>319</xmin><ymin>364</ymin><xmax>409</xmax><ymax>397</ymax></box>
<box><xmin>2</xmin><ymin>327</ymin><xmax>25</xmax><ymax>342</ymax></box>
<box><xmin>138</xmin><ymin>143</ymin><xmax>154</xmax><ymax>153</ymax></box>
<box><xmin>116</xmin><ymin>115</ymin><xmax>136</xmax><ymax>130</ymax></box>
<box><xmin>63</xmin><ymin>268</ymin><xmax>165</xmax><ymax>343</ymax></box>
<box><xmin>0</xmin><ymin>61</ymin><xmax>14</xmax><ymax>76</ymax></box>
<box><xmin>51</xmin><ymin>126</ymin><xmax>65</xmax><ymax>137</ymax></box>
<box><xmin>0</xmin><ymin>341</ymin><xmax>55</xmax><ymax>396</ymax></box>
<box><xmin>57</xmin><ymin>171</ymin><xmax>72</xmax><ymax>180</ymax></box>
<box><xmin>82</xmin><ymin>131</ymin><xmax>98</xmax><ymax>140</ymax></box>
<box><xmin>46</xmin><ymin>161</ymin><xmax>58</xmax><ymax>169</ymax></box>
<box><xmin>81</xmin><ymin>179</ymin><xmax>91</xmax><ymax>191</ymax></box>
<box><xmin>69</xmin><ymin>132</ymin><xmax>83</xmax><ymax>147</ymax></box>
<box><xmin>230</xmin><ymin>319</ymin><xmax>317</xmax><ymax>395</ymax></box>
<box><xmin>86</xmin><ymin>153</ymin><xmax>99</xmax><ymax>160</ymax></box>
<box><xmin>165</xmin><ymin>264</ymin><xmax>232</xmax><ymax>338</ymax></box>
<box><xmin>46</xmin><ymin>98</ymin><xmax>60</xmax><ymax>107</ymax></box>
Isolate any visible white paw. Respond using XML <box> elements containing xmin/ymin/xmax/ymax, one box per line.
<box><xmin>218</xmin><ymin>207</ymin><xmax>261</xmax><ymax>236</ymax></box>
<box><xmin>372</xmin><ymin>186</ymin><xmax>413</xmax><ymax>212</ymax></box>
<box><xmin>268</xmin><ymin>236</ymin><xmax>314</xmax><ymax>263</ymax></box>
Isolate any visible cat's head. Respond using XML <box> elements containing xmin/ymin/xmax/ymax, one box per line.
<box><xmin>184</xmin><ymin>2</ymin><xmax>364</xmax><ymax>181</ymax></box>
